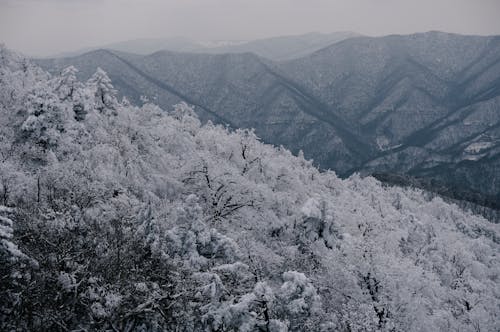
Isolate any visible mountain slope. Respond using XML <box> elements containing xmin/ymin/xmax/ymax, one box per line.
<box><xmin>2</xmin><ymin>46</ymin><xmax>499</xmax><ymax>332</ymax></box>
<box><xmin>281</xmin><ymin>32</ymin><xmax>500</xmax><ymax>195</ymax></box>
<box><xmin>36</xmin><ymin>32</ymin><xmax>500</xmax><ymax>198</ymax></box>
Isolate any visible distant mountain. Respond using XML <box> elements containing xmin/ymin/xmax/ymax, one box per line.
<box><xmin>199</xmin><ymin>31</ymin><xmax>360</xmax><ymax>61</ymax></box>
<box><xmin>36</xmin><ymin>31</ymin><xmax>500</xmax><ymax>199</ymax></box>
<box><xmin>44</xmin><ymin>32</ymin><xmax>359</xmax><ymax>61</ymax></box>
<box><xmin>45</xmin><ymin>37</ymin><xmax>204</xmax><ymax>58</ymax></box>
<box><xmin>91</xmin><ymin>36</ymin><xmax>204</xmax><ymax>55</ymax></box>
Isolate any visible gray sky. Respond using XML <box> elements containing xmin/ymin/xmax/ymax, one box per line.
<box><xmin>1</xmin><ymin>0</ymin><xmax>500</xmax><ymax>56</ymax></box>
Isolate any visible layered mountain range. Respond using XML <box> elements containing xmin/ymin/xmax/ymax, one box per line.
<box><xmin>48</xmin><ymin>32</ymin><xmax>359</xmax><ymax>61</ymax></box>
<box><xmin>36</xmin><ymin>31</ymin><xmax>500</xmax><ymax>199</ymax></box>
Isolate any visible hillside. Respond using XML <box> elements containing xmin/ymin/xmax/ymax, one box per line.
<box><xmin>36</xmin><ymin>32</ymin><xmax>500</xmax><ymax>200</ymax></box>
<box><xmin>2</xmin><ymin>47</ymin><xmax>500</xmax><ymax>331</ymax></box>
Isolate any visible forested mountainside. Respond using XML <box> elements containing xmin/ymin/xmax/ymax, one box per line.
<box><xmin>2</xmin><ymin>47</ymin><xmax>500</xmax><ymax>331</ymax></box>
<box><xmin>36</xmin><ymin>32</ymin><xmax>500</xmax><ymax>200</ymax></box>
<box><xmin>282</xmin><ymin>32</ymin><xmax>500</xmax><ymax>197</ymax></box>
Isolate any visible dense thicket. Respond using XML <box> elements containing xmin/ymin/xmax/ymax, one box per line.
<box><xmin>1</xmin><ymin>46</ymin><xmax>499</xmax><ymax>331</ymax></box>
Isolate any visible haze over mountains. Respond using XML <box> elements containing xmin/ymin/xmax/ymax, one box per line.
<box><xmin>48</xmin><ymin>32</ymin><xmax>359</xmax><ymax>61</ymax></box>
<box><xmin>36</xmin><ymin>31</ymin><xmax>500</xmax><ymax>200</ymax></box>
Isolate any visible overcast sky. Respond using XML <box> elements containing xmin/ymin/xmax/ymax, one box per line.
<box><xmin>1</xmin><ymin>0</ymin><xmax>500</xmax><ymax>56</ymax></box>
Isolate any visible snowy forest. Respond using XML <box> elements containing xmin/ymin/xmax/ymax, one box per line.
<box><xmin>0</xmin><ymin>46</ymin><xmax>499</xmax><ymax>331</ymax></box>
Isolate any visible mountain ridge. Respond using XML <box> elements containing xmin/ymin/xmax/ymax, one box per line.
<box><xmin>40</xmin><ymin>31</ymin><xmax>359</xmax><ymax>61</ymax></box>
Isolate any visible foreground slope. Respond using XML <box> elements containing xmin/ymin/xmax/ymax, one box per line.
<box><xmin>37</xmin><ymin>32</ymin><xmax>500</xmax><ymax>199</ymax></box>
<box><xmin>3</xmin><ymin>47</ymin><xmax>500</xmax><ymax>331</ymax></box>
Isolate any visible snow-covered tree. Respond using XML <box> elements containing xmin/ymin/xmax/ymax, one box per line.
<box><xmin>87</xmin><ymin>67</ymin><xmax>118</xmax><ymax>114</ymax></box>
